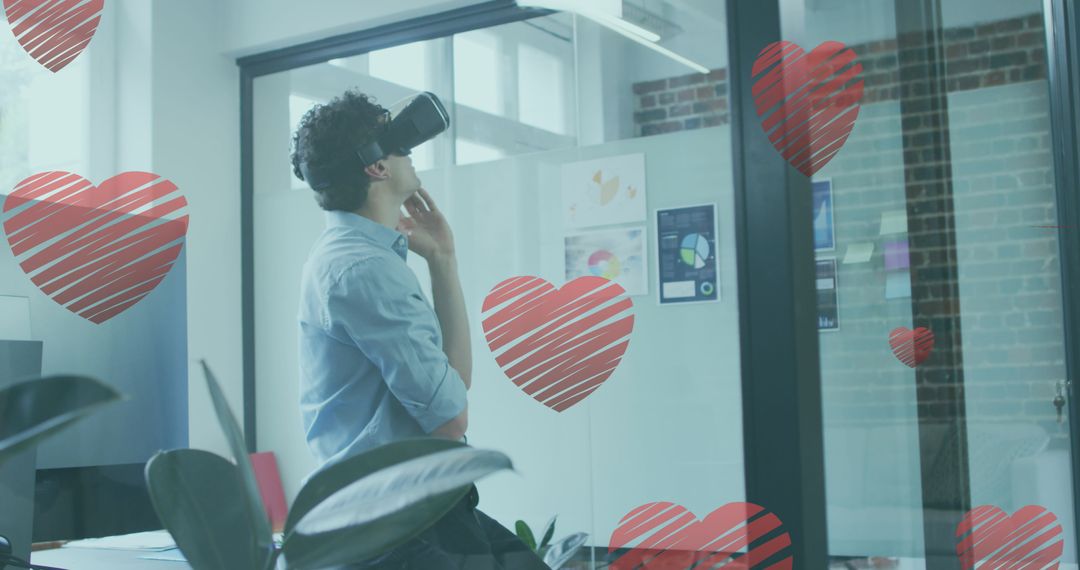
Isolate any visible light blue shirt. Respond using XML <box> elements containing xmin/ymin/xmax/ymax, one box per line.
<box><xmin>297</xmin><ymin>210</ymin><xmax>468</xmax><ymax>471</ymax></box>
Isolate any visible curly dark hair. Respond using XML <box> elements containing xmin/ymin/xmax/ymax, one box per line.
<box><xmin>290</xmin><ymin>89</ymin><xmax>388</xmax><ymax>212</ymax></box>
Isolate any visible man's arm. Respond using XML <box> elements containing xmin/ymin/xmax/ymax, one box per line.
<box><xmin>329</xmin><ymin>258</ymin><xmax>468</xmax><ymax>439</ymax></box>
<box><xmin>431</xmin><ymin>402</ymin><xmax>468</xmax><ymax>440</ymax></box>
<box><xmin>429</xmin><ymin>253</ymin><xmax>472</xmax><ymax>390</ymax></box>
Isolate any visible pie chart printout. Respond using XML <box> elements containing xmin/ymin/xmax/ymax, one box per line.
<box><xmin>564</xmin><ymin>228</ymin><xmax>647</xmax><ymax>296</ymax></box>
<box><xmin>588</xmin><ymin>250</ymin><xmax>622</xmax><ymax>280</ymax></box>
<box><xmin>680</xmin><ymin>233</ymin><xmax>711</xmax><ymax>269</ymax></box>
<box><xmin>658</xmin><ymin>204</ymin><xmax>719</xmax><ymax>304</ymax></box>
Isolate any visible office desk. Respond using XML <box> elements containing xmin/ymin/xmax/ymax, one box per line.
<box><xmin>31</xmin><ymin>547</ymin><xmax>192</xmax><ymax>569</ymax></box>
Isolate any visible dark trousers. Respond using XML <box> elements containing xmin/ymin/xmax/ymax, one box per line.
<box><xmin>351</xmin><ymin>485</ymin><xmax>549</xmax><ymax>570</ymax></box>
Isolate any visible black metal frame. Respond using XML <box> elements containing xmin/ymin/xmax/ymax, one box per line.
<box><xmin>726</xmin><ymin>2</ymin><xmax>828</xmax><ymax>568</ymax></box>
<box><xmin>892</xmin><ymin>3</ymin><xmax>972</xmax><ymax>567</ymax></box>
<box><xmin>1044</xmin><ymin>0</ymin><xmax>1080</xmax><ymax>556</ymax></box>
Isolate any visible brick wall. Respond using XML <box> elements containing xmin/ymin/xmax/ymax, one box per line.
<box><xmin>632</xmin><ymin>13</ymin><xmax>1047</xmax><ymax>136</ymax></box>
<box><xmin>633</xmin><ymin>14</ymin><xmax>1067</xmax><ymax>456</ymax></box>
<box><xmin>632</xmin><ymin>68</ymin><xmax>729</xmax><ymax>136</ymax></box>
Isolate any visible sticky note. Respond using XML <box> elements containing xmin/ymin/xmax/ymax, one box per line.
<box><xmin>0</xmin><ymin>296</ymin><xmax>31</xmax><ymax>340</ymax></box>
<box><xmin>842</xmin><ymin>243</ymin><xmax>874</xmax><ymax>264</ymax></box>
<box><xmin>884</xmin><ymin>240</ymin><xmax>910</xmax><ymax>271</ymax></box>
<box><xmin>885</xmin><ymin>271</ymin><xmax>912</xmax><ymax>299</ymax></box>
<box><xmin>880</xmin><ymin>210</ymin><xmax>908</xmax><ymax>235</ymax></box>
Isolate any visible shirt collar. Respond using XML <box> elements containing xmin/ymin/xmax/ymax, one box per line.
<box><xmin>324</xmin><ymin>210</ymin><xmax>409</xmax><ymax>261</ymax></box>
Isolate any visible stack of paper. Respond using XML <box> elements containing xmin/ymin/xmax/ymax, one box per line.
<box><xmin>138</xmin><ymin>547</ymin><xmax>188</xmax><ymax>562</ymax></box>
<box><xmin>842</xmin><ymin>243</ymin><xmax>874</xmax><ymax>264</ymax></box>
<box><xmin>134</xmin><ymin>533</ymin><xmax>284</xmax><ymax>562</ymax></box>
<box><xmin>63</xmin><ymin>529</ymin><xmax>176</xmax><ymax>551</ymax></box>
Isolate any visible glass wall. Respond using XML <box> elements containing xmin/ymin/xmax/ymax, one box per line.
<box><xmin>253</xmin><ymin>1</ymin><xmax>744</xmax><ymax>567</ymax></box>
<box><xmin>772</xmin><ymin>0</ymin><xmax>1076</xmax><ymax>566</ymax></box>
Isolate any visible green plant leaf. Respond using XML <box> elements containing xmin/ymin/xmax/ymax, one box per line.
<box><xmin>543</xmin><ymin>532</ymin><xmax>589</xmax><ymax>570</ymax></box>
<box><xmin>282</xmin><ymin>438</ymin><xmax>512</xmax><ymax>570</ymax></box>
<box><xmin>540</xmin><ymin>515</ymin><xmax>557</xmax><ymax>550</ymax></box>
<box><xmin>516</xmin><ymin>520</ymin><xmax>537</xmax><ymax>552</ymax></box>
<box><xmin>145</xmin><ymin>449</ymin><xmax>275</xmax><ymax>570</ymax></box>
<box><xmin>284</xmin><ymin>438</ymin><xmax>467</xmax><ymax>537</ymax></box>
<box><xmin>0</xmin><ymin>375</ymin><xmax>122</xmax><ymax>467</ymax></box>
<box><xmin>199</xmin><ymin>360</ymin><xmax>274</xmax><ymax>555</ymax></box>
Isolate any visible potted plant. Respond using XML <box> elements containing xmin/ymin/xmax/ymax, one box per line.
<box><xmin>144</xmin><ymin>360</ymin><xmax>515</xmax><ymax>570</ymax></box>
<box><xmin>515</xmin><ymin>515</ymin><xmax>589</xmax><ymax>569</ymax></box>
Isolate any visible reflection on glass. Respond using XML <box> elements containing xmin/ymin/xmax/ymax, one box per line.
<box><xmin>456</xmin><ymin>138</ymin><xmax>506</xmax><ymax>165</ymax></box>
<box><xmin>518</xmin><ymin>42</ymin><xmax>568</xmax><ymax>135</ymax></box>
<box><xmin>454</xmin><ymin>31</ymin><xmax>503</xmax><ymax>116</ymax></box>
<box><xmin>369</xmin><ymin>41</ymin><xmax>430</xmax><ymax>92</ymax></box>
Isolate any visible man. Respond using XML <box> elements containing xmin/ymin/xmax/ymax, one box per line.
<box><xmin>291</xmin><ymin>89</ymin><xmax>547</xmax><ymax>570</ymax></box>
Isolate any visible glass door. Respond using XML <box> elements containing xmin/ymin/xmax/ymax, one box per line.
<box><xmin>760</xmin><ymin>0</ymin><xmax>1077</xmax><ymax>567</ymax></box>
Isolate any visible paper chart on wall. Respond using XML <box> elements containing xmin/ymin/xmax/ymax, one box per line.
<box><xmin>0</xmin><ymin>296</ymin><xmax>31</xmax><ymax>340</ymax></box>
<box><xmin>657</xmin><ymin>204</ymin><xmax>720</xmax><ymax>305</ymax></box>
<box><xmin>562</xmin><ymin>154</ymin><xmax>647</xmax><ymax>229</ymax></box>
<box><xmin>564</xmin><ymin>227</ymin><xmax>647</xmax><ymax>296</ymax></box>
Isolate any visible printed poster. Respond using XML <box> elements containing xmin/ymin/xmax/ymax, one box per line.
<box><xmin>817</xmin><ymin>258</ymin><xmax>839</xmax><ymax>331</ymax></box>
<box><xmin>813</xmin><ymin>179</ymin><xmax>835</xmax><ymax>252</ymax></box>
<box><xmin>564</xmin><ymin>227</ymin><xmax>648</xmax><ymax>296</ymax></box>
<box><xmin>657</xmin><ymin>204</ymin><xmax>720</xmax><ymax>305</ymax></box>
<box><xmin>562</xmin><ymin>153</ymin><xmax>647</xmax><ymax>229</ymax></box>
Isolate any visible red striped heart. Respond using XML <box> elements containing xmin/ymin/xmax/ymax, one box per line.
<box><xmin>751</xmin><ymin>41</ymin><xmax>864</xmax><ymax>176</ymax></box>
<box><xmin>608</xmin><ymin>502</ymin><xmax>793</xmax><ymax>569</ymax></box>
<box><xmin>956</xmin><ymin>505</ymin><xmax>1064</xmax><ymax>570</ymax></box>
<box><xmin>481</xmin><ymin>276</ymin><xmax>634</xmax><ymax>412</ymax></box>
<box><xmin>888</xmin><ymin>326</ymin><xmax>935</xmax><ymax>367</ymax></box>
<box><xmin>3</xmin><ymin>0</ymin><xmax>103</xmax><ymax>72</ymax></box>
<box><xmin>2</xmin><ymin>171</ymin><xmax>189</xmax><ymax>324</ymax></box>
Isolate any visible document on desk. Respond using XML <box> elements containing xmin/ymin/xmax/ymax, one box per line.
<box><xmin>139</xmin><ymin>547</ymin><xmax>188</xmax><ymax>562</ymax></box>
<box><xmin>63</xmin><ymin>530</ymin><xmax>176</xmax><ymax>551</ymax></box>
<box><xmin>133</xmin><ymin>533</ymin><xmax>283</xmax><ymax>562</ymax></box>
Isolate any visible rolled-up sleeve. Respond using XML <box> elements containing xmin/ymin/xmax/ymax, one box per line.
<box><xmin>326</xmin><ymin>257</ymin><xmax>467</xmax><ymax>434</ymax></box>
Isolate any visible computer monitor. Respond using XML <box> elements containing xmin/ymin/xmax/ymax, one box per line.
<box><xmin>0</xmin><ymin>340</ymin><xmax>44</xmax><ymax>565</ymax></box>
<box><xmin>33</xmin><ymin>463</ymin><xmax>160</xmax><ymax>541</ymax></box>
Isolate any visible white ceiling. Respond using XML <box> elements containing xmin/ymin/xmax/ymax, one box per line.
<box><xmin>222</xmin><ymin>0</ymin><xmax>485</xmax><ymax>57</ymax></box>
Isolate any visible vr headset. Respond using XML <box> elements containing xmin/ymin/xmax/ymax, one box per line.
<box><xmin>298</xmin><ymin>91</ymin><xmax>451</xmax><ymax>192</ymax></box>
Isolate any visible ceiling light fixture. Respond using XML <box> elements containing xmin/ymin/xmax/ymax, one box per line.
<box><xmin>517</xmin><ymin>0</ymin><xmax>710</xmax><ymax>74</ymax></box>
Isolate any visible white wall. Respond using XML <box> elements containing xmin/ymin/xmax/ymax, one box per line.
<box><xmin>95</xmin><ymin>0</ymin><xmax>244</xmax><ymax>458</ymax></box>
<box><xmin>145</xmin><ymin>0</ymin><xmax>245</xmax><ymax>458</ymax></box>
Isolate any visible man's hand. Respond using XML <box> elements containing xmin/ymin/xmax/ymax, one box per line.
<box><xmin>399</xmin><ymin>186</ymin><xmax>473</xmax><ymax>390</ymax></box>
<box><xmin>397</xmin><ymin>188</ymin><xmax>455</xmax><ymax>261</ymax></box>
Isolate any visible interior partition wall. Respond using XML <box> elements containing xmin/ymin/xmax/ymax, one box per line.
<box><xmin>240</xmin><ymin>0</ymin><xmax>816</xmax><ymax>567</ymax></box>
